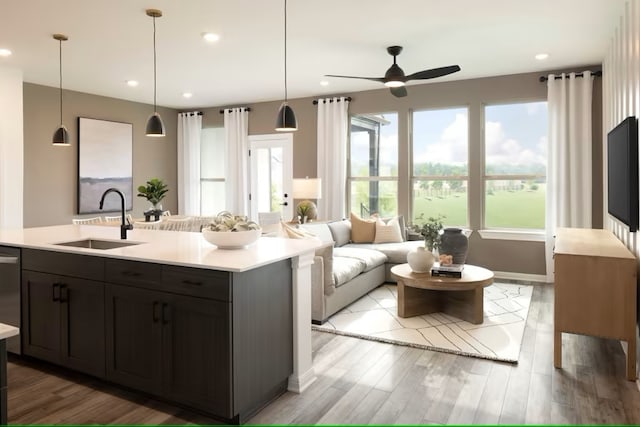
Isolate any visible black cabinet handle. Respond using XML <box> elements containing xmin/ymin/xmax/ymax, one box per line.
<box><xmin>182</xmin><ymin>279</ymin><xmax>203</xmax><ymax>286</ymax></box>
<box><xmin>162</xmin><ymin>303</ymin><xmax>170</xmax><ymax>324</ymax></box>
<box><xmin>152</xmin><ymin>302</ymin><xmax>160</xmax><ymax>323</ymax></box>
<box><xmin>122</xmin><ymin>271</ymin><xmax>141</xmax><ymax>277</ymax></box>
<box><xmin>59</xmin><ymin>284</ymin><xmax>68</xmax><ymax>303</ymax></box>
<box><xmin>52</xmin><ymin>283</ymin><xmax>60</xmax><ymax>302</ymax></box>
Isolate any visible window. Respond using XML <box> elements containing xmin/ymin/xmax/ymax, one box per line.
<box><xmin>348</xmin><ymin>113</ymin><xmax>398</xmax><ymax>217</ymax></box>
<box><xmin>484</xmin><ymin>101</ymin><xmax>547</xmax><ymax>229</ymax></box>
<box><xmin>200</xmin><ymin>127</ymin><xmax>226</xmax><ymax>215</ymax></box>
<box><xmin>412</xmin><ymin>108</ymin><xmax>469</xmax><ymax>226</ymax></box>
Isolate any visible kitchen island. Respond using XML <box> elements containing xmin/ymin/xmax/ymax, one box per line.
<box><xmin>0</xmin><ymin>224</ymin><xmax>321</xmax><ymax>424</ymax></box>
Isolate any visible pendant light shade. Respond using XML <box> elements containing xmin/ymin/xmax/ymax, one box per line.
<box><xmin>52</xmin><ymin>34</ymin><xmax>70</xmax><ymax>146</ymax></box>
<box><xmin>275</xmin><ymin>102</ymin><xmax>297</xmax><ymax>131</ymax></box>
<box><xmin>275</xmin><ymin>0</ymin><xmax>297</xmax><ymax>132</ymax></box>
<box><xmin>145</xmin><ymin>9</ymin><xmax>165</xmax><ymax>137</ymax></box>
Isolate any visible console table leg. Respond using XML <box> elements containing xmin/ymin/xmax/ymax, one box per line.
<box><xmin>626</xmin><ymin>335</ymin><xmax>637</xmax><ymax>381</ymax></box>
<box><xmin>553</xmin><ymin>329</ymin><xmax>562</xmax><ymax>368</ymax></box>
<box><xmin>0</xmin><ymin>340</ymin><xmax>6</xmax><ymax>425</ymax></box>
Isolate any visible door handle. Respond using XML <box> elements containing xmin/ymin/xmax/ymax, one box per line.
<box><xmin>0</xmin><ymin>256</ymin><xmax>18</xmax><ymax>264</ymax></box>
<box><xmin>280</xmin><ymin>201</ymin><xmax>288</xmax><ymax>206</ymax></box>
<box><xmin>152</xmin><ymin>302</ymin><xmax>160</xmax><ymax>323</ymax></box>
<box><xmin>52</xmin><ymin>283</ymin><xmax>60</xmax><ymax>302</ymax></box>
<box><xmin>162</xmin><ymin>303</ymin><xmax>170</xmax><ymax>324</ymax></box>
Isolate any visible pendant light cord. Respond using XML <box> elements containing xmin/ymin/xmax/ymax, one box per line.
<box><xmin>58</xmin><ymin>38</ymin><xmax>63</xmax><ymax>126</ymax></box>
<box><xmin>153</xmin><ymin>15</ymin><xmax>157</xmax><ymax>112</ymax></box>
<box><xmin>284</xmin><ymin>0</ymin><xmax>288</xmax><ymax>103</ymax></box>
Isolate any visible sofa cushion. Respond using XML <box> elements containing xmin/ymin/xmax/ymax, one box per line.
<box><xmin>332</xmin><ymin>256</ymin><xmax>366</xmax><ymax>287</ymax></box>
<box><xmin>350</xmin><ymin>212</ymin><xmax>376</xmax><ymax>243</ymax></box>
<box><xmin>374</xmin><ymin>217</ymin><xmax>403</xmax><ymax>243</ymax></box>
<box><xmin>342</xmin><ymin>240</ymin><xmax>424</xmax><ymax>264</ymax></box>
<box><xmin>299</xmin><ymin>222</ymin><xmax>335</xmax><ymax>245</ymax></box>
<box><xmin>333</xmin><ymin>247</ymin><xmax>387</xmax><ymax>272</ymax></box>
<box><xmin>328</xmin><ymin>219</ymin><xmax>351</xmax><ymax>247</ymax></box>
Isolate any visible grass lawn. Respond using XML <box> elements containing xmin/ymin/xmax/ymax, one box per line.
<box><xmin>413</xmin><ymin>186</ymin><xmax>545</xmax><ymax>229</ymax></box>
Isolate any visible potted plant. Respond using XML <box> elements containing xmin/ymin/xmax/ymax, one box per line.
<box><xmin>137</xmin><ymin>178</ymin><xmax>168</xmax><ymax>212</ymax></box>
<box><xmin>407</xmin><ymin>214</ymin><xmax>445</xmax><ymax>272</ymax></box>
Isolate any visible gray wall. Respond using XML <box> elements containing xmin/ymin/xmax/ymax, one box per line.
<box><xmin>23</xmin><ymin>83</ymin><xmax>178</xmax><ymax>227</ymax></box>
<box><xmin>23</xmin><ymin>68</ymin><xmax>602</xmax><ymax>277</ymax></box>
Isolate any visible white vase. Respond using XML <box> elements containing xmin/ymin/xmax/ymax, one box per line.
<box><xmin>407</xmin><ymin>246</ymin><xmax>436</xmax><ymax>273</ymax></box>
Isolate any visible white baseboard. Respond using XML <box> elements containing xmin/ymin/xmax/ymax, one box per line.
<box><xmin>493</xmin><ymin>270</ymin><xmax>548</xmax><ymax>284</ymax></box>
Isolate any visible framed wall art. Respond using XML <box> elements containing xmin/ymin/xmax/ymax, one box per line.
<box><xmin>77</xmin><ymin>117</ymin><xmax>133</xmax><ymax>214</ymax></box>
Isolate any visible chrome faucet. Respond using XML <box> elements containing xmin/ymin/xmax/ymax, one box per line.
<box><xmin>99</xmin><ymin>188</ymin><xmax>133</xmax><ymax>240</ymax></box>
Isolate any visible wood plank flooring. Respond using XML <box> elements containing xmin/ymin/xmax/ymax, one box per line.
<box><xmin>6</xmin><ymin>283</ymin><xmax>640</xmax><ymax>424</ymax></box>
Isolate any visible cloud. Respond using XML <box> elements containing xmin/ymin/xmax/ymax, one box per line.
<box><xmin>485</xmin><ymin>121</ymin><xmax>546</xmax><ymax>166</ymax></box>
<box><xmin>414</xmin><ymin>113</ymin><xmax>468</xmax><ymax>164</ymax></box>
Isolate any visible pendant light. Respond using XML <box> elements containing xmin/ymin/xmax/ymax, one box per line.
<box><xmin>52</xmin><ymin>34</ymin><xmax>69</xmax><ymax>146</ymax></box>
<box><xmin>145</xmin><ymin>9</ymin><xmax>165</xmax><ymax>137</ymax></box>
<box><xmin>275</xmin><ymin>0</ymin><xmax>297</xmax><ymax>131</ymax></box>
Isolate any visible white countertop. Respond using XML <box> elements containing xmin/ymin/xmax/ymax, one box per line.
<box><xmin>0</xmin><ymin>323</ymin><xmax>19</xmax><ymax>340</ymax></box>
<box><xmin>0</xmin><ymin>225</ymin><xmax>321</xmax><ymax>272</ymax></box>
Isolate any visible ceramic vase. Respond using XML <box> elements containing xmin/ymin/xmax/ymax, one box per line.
<box><xmin>439</xmin><ymin>227</ymin><xmax>469</xmax><ymax>264</ymax></box>
<box><xmin>407</xmin><ymin>246</ymin><xmax>436</xmax><ymax>273</ymax></box>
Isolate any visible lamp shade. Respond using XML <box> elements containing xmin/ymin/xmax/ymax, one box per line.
<box><xmin>275</xmin><ymin>102</ymin><xmax>298</xmax><ymax>131</ymax></box>
<box><xmin>145</xmin><ymin>112</ymin><xmax>166</xmax><ymax>137</ymax></box>
<box><xmin>52</xmin><ymin>125</ymin><xmax>70</xmax><ymax>146</ymax></box>
<box><xmin>293</xmin><ymin>178</ymin><xmax>321</xmax><ymax>199</ymax></box>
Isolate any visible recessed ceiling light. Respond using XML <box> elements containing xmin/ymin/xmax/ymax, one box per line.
<box><xmin>0</xmin><ymin>48</ymin><xmax>12</xmax><ymax>57</ymax></box>
<box><xmin>535</xmin><ymin>53</ymin><xmax>549</xmax><ymax>60</ymax></box>
<box><xmin>183</xmin><ymin>92</ymin><xmax>193</xmax><ymax>98</ymax></box>
<box><xmin>320</xmin><ymin>80</ymin><xmax>329</xmax><ymax>86</ymax></box>
<box><xmin>126</xmin><ymin>80</ymin><xmax>139</xmax><ymax>87</ymax></box>
<box><xmin>202</xmin><ymin>33</ymin><xmax>220</xmax><ymax>43</ymax></box>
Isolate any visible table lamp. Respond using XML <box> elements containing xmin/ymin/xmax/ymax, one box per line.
<box><xmin>293</xmin><ymin>177</ymin><xmax>322</xmax><ymax>223</ymax></box>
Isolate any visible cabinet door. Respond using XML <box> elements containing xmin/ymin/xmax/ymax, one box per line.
<box><xmin>21</xmin><ymin>270</ymin><xmax>61</xmax><ymax>364</ymax></box>
<box><xmin>162</xmin><ymin>294</ymin><xmax>232</xmax><ymax>418</ymax></box>
<box><xmin>60</xmin><ymin>276</ymin><xmax>105</xmax><ymax>378</ymax></box>
<box><xmin>105</xmin><ymin>284</ymin><xmax>162</xmax><ymax>394</ymax></box>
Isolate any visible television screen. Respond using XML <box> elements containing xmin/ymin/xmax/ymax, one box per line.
<box><xmin>607</xmin><ymin>116</ymin><xmax>639</xmax><ymax>232</ymax></box>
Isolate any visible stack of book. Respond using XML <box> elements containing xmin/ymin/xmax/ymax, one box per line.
<box><xmin>431</xmin><ymin>262</ymin><xmax>464</xmax><ymax>278</ymax></box>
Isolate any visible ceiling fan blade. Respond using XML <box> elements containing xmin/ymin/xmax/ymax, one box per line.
<box><xmin>406</xmin><ymin>65</ymin><xmax>461</xmax><ymax>81</ymax></box>
<box><xmin>390</xmin><ymin>86</ymin><xmax>407</xmax><ymax>97</ymax></box>
<box><xmin>325</xmin><ymin>74</ymin><xmax>385</xmax><ymax>83</ymax></box>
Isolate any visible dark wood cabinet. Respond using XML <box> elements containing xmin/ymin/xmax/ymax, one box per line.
<box><xmin>22</xmin><ymin>270</ymin><xmax>105</xmax><ymax>378</ymax></box>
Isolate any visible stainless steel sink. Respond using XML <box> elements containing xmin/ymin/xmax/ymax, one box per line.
<box><xmin>53</xmin><ymin>238</ymin><xmax>142</xmax><ymax>250</ymax></box>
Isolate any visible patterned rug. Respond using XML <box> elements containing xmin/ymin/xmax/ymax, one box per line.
<box><xmin>312</xmin><ymin>282</ymin><xmax>533</xmax><ymax>363</ymax></box>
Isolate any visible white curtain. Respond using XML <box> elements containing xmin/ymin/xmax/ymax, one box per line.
<box><xmin>177</xmin><ymin>112</ymin><xmax>202</xmax><ymax>215</ymax></box>
<box><xmin>224</xmin><ymin>108</ymin><xmax>250</xmax><ymax>215</ymax></box>
<box><xmin>545</xmin><ymin>71</ymin><xmax>594</xmax><ymax>282</ymax></box>
<box><xmin>317</xmin><ymin>97</ymin><xmax>350</xmax><ymax>220</ymax></box>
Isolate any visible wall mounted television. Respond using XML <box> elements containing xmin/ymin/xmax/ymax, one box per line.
<box><xmin>607</xmin><ymin>116</ymin><xmax>639</xmax><ymax>232</ymax></box>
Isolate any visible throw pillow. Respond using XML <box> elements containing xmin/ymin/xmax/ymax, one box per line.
<box><xmin>350</xmin><ymin>212</ymin><xmax>376</xmax><ymax>243</ymax></box>
<box><xmin>373</xmin><ymin>217</ymin><xmax>404</xmax><ymax>243</ymax></box>
<box><xmin>280</xmin><ymin>221</ymin><xmax>318</xmax><ymax>239</ymax></box>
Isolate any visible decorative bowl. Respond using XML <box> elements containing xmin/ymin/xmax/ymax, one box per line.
<box><xmin>202</xmin><ymin>228</ymin><xmax>261</xmax><ymax>249</ymax></box>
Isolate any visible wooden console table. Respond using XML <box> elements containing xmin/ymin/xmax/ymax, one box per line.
<box><xmin>554</xmin><ymin>227</ymin><xmax>637</xmax><ymax>380</ymax></box>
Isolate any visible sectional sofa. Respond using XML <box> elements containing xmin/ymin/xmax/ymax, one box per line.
<box><xmin>298</xmin><ymin>217</ymin><xmax>423</xmax><ymax>324</ymax></box>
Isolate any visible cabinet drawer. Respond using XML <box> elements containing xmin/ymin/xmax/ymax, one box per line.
<box><xmin>23</xmin><ymin>248</ymin><xmax>104</xmax><ymax>280</ymax></box>
<box><xmin>161</xmin><ymin>266</ymin><xmax>231</xmax><ymax>301</ymax></box>
<box><xmin>106</xmin><ymin>259</ymin><xmax>161</xmax><ymax>289</ymax></box>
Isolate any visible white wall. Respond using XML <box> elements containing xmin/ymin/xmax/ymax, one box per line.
<box><xmin>0</xmin><ymin>66</ymin><xmax>23</xmax><ymax>229</ymax></box>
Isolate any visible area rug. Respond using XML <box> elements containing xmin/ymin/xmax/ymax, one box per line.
<box><xmin>312</xmin><ymin>282</ymin><xmax>533</xmax><ymax>363</ymax></box>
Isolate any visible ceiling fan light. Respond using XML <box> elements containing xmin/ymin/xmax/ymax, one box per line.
<box><xmin>52</xmin><ymin>125</ymin><xmax>70</xmax><ymax>146</ymax></box>
<box><xmin>145</xmin><ymin>112</ymin><xmax>166</xmax><ymax>136</ymax></box>
<box><xmin>384</xmin><ymin>80</ymin><xmax>405</xmax><ymax>88</ymax></box>
<box><xmin>275</xmin><ymin>103</ymin><xmax>298</xmax><ymax>131</ymax></box>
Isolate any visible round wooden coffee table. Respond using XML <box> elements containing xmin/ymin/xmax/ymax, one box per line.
<box><xmin>390</xmin><ymin>263</ymin><xmax>494</xmax><ymax>324</ymax></box>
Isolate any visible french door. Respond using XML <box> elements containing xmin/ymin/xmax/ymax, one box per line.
<box><xmin>249</xmin><ymin>134</ymin><xmax>293</xmax><ymax>222</ymax></box>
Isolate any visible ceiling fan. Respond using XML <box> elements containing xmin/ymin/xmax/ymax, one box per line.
<box><xmin>325</xmin><ymin>46</ymin><xmax>461</xmax><ymax>98</ymax></box>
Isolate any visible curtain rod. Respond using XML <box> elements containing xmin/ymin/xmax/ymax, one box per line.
<box><xmin>312</xmin><ymin>96</ymin><xmax>352</xmax><ymax>105</ymax></box>
<box><xmin>219</xmin><ymin>107</ymin><xmax>251</xmax><ymax>114</ymax></box>
<box><xmin>539</xmin><ymin>70</ymin><xmax>602</xmax><ymax>82</ymax></box>
<box><xmin>178</xmin><ymin>111</ymin><xmax>202</xmax><ymax>116</ymax></box>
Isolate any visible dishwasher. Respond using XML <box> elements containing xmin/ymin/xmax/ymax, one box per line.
<box><xmin>0</xmin><ymin>246</ymin><xmax>20</xmax><ymax>354</ymax></box>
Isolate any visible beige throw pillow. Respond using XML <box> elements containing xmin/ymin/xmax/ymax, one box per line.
<box><xmin>374</xmin><ymin>217</ymin><xmax>403</xmax><ymax>243</ymax></box>
<box><xmin>350</xmin><ymin>212</ymin><xmax>376</xmax><ymax>243</ymax></box>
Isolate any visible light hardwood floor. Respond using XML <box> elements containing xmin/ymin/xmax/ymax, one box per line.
<box><xmin>7</xmin><ymin>283</ymin><xmax>640</xmax><ymax>424</ymax></box>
